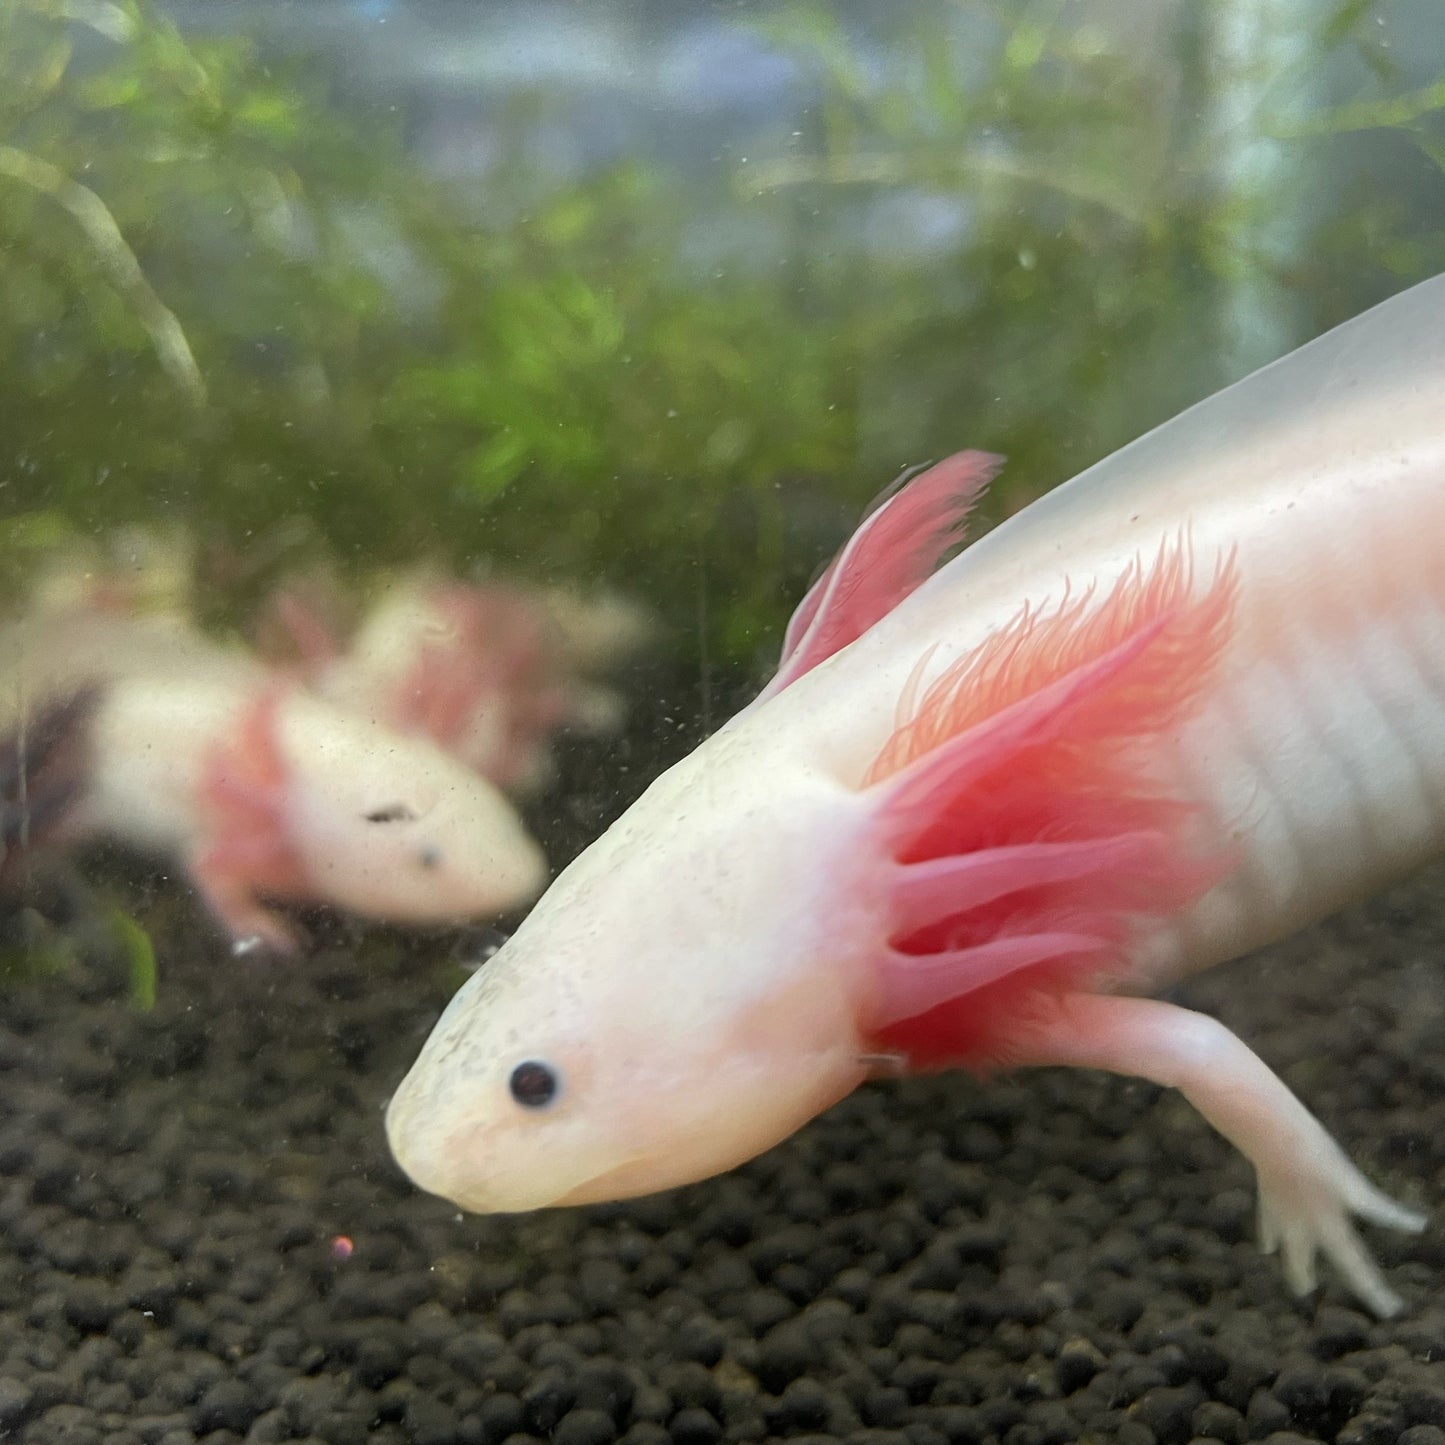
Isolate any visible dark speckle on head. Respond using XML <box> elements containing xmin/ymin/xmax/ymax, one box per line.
<box><xmin>418</xmin><ymin>844</ymin><xmax>442</xmax><ymax>870</ymax></box>
<box><xmin>509</xmin><ymin>1060</ymin><xmax>559</xmax><ymax>1109</ymax></box>
<box><xmin>365</xmin><ymin>802</ymin><xmax>420</xmax><ymax>824</ymax></box>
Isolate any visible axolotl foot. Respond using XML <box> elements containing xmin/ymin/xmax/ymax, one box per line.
<box><xmin>226</xmin><ymin>916</ymin><xmax>304</xmax><ymax>959</ymax></box>
<box><xmin>1004</xmin><ymin>991</ymin><xmax>1425</xmax><ymax>1317</ymax></box>
<box><xmin>1256</xmin><ymin>1138</ymin><xmax>1426</xmax><ymax>1319</ymax></box>
<box><xmin>190</xmin><ymin>849</ymin><xmax>305</xmax><ymax>958</ymax></box>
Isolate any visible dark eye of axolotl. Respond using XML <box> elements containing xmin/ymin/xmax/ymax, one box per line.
<box><xmin>417</xmin><ymin>845</ymin><xmax>442</xmax><ymax>871</ymax></box>
<box><xmin>364</xmin><ymin>803</ymin><xmax>420</xmax><ymax>824</ymax></box>
<box><xmin>509</xmin><ymin>1060</ymin><xmax>560</xmax><ymax>1110</ymax></box>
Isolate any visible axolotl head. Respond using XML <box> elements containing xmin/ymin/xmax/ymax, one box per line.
<box><xmin>276</xmin><ymin>692</ymin><xmax>547</xmax><ymax>923</ymax></box>
<box><xmin>385</xmin><ymin>746</ymin><xmax>877</xmax><ymax>1213</ymax></box>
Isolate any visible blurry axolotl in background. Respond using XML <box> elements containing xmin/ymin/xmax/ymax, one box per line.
<box><xmin>258</xmin><ymin>570</ymin><xmax>650</xmax><ymax>797</ymax></box>
<box><xmin>0</xmin><ymin>607</ymin><xmax>546</xmax><ymax>953</ymax></box>
<box><xmin>23</xmin><ymin>525</ymin><xmax>199</xmax><ymax>623</ymax></box>
<box><xmin>389</xmin><ymin>272</ymin><xmax>1445</xmax><ymax>1319</ymax></box>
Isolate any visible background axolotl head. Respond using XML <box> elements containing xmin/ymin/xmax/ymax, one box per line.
<box><xmin>275</xmin><ymin>691</ymin><xmax>548</xmax><ymax>924</ymax></box>
<box><xmin>384</xmin><ymin>751</ymin><xmax>878</xmax><ymax>1213</ymax></box>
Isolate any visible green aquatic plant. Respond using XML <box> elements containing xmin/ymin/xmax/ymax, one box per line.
<box><xmin>744</xmin><ymin>0</ymin><xmax>1445</xmax><ymax>506</ymax></box>
<box><xmin>0</xmin><ymin>878</ymin><xmax>156</xmax><ymax>1007</ymax></box>
<box><xmin>108</xmin><ymin>903</ymin><xmax>156</xmax><ymax>1010</ymax></box>
<box><xmin>0</xmin><ymin>0</ymin><xmax>1441</xmax><ymax>669</ymax></box>
<box><xmin>0</xmin><ymin>903</ymin><xmax>84</xmax><ymax>989</ymax></box>
<box><xmin>0</xmin><ymin>0</ymin><xmax>852</xmax><ymax>655</ymax></box>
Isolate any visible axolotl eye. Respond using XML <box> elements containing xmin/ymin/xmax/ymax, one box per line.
<box><xmin>417</xmin><ymin>845</ymin><xmax>442</xmax><ymax>871</ymax></box>
<box><xmin>364</xmin><ymin>802</ymin><xmax>420</xmax><ymax>824</ymax></box>
<box><xmin>508</xmin><ymin>1060</ymin><xmax>560</xmax><ymax>1109</ymax></box>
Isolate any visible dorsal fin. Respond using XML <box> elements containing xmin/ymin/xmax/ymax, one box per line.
<box><xmin>755</xmin><ymin>451</ymin><xmax>1001</xmax><ymax>705</ymax></box>
<box><xmin>861</xmin><ymin>539</ymin><xmax>1239</xmax><ymax>1067</ymax></box>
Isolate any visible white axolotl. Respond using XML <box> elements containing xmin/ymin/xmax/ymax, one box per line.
<box><xmin>387</xmin><ymin>274</ymin><xmax>1445</xmax><ymax>1317</ymax></box>
<box><xmin>2</xmin><ymin>611</ymin><xmax>546</xmax><ymax>951</ymax></box>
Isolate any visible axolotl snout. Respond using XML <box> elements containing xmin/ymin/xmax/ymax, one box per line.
<box><xmin>388</xmin><ymin>274</ymin><xmax>1445</xmax><ymax>1317</ymax></box>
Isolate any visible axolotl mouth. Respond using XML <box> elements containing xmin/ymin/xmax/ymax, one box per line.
<box><xmin>425</xmin><ymin>1154</ymin><xmax>659</xmax><ymax>1216</ymax></box>
<box><xmin>549</xmin><ymin>1155</ymin><xmax>661</xmax><ymax>1208</ymax></box>
<box><xmin>386</xmin><ymin>1074</ymin><xmax>655</xmax><ymax>1214</ymax></box>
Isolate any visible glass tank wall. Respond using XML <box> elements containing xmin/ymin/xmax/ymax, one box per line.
<box><xmin>1</xmin><ymin>3</ymin><xmax>1444</xmax><ymax>1443</ymax></box>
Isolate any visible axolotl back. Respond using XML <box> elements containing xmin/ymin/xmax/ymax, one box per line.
<box><xmin>388</xmin><ymin>275</ymin><xmax>1445</xmax><ymax>1317</ymax></box>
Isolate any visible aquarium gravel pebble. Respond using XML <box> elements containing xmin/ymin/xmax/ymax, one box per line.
<box><xmin>1</xmin><ymin>846</ymin><xmax>1444</xmax><ymax>1445</ymax></box>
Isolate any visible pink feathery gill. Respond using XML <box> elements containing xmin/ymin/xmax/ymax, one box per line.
<box><xmin>387</xmin><ymin>274</ymin><xmax>1445</xmax><ymax>1317</ymax></box>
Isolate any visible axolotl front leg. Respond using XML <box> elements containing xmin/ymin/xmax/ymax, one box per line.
<box><xmin>1003</xmin><ymin>993</ymin><xmax>1425</xmax><ymax>1317</ymax></box>
<box><xmin>192</xmin><ymin>688</ymin><xmax>310</xmax><ymax>955</ymax></box>
<box><xmin>188</xmin><ymin>836</ymin><xmax>305</xmax><ymax>956</ymax></box>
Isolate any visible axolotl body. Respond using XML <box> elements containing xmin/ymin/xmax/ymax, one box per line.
<box><xmin>2</xmin><ymin>611</ymin><xmax>546</xmax><ymax>950</ymax></box>
<box><xmin>387</xmin><ymin>274</ymin><xmax>1445</xmax><ymax>1316</ymax></box>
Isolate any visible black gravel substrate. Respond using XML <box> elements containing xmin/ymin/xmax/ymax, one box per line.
<box><xmin>3</xmin><ymin>849</ymin><xmax>1445</xmax><ymax>1445</ymax></box>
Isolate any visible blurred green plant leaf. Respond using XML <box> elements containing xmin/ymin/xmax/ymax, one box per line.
<box><xmin>0</xmin><ymin>0</ymin><xmax>1440</xmax><ymax>667</ymax></box>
